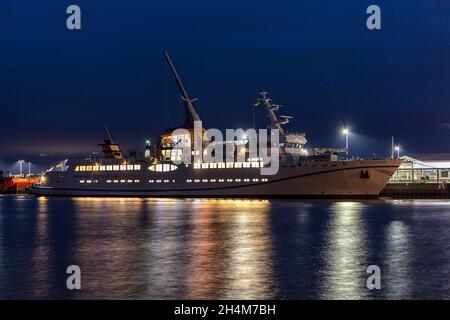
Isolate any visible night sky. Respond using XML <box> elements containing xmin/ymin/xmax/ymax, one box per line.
<box><xmin>1</xmin><ymin>1</ymin><xmax>449</xmax><ymax>173</ymax></box>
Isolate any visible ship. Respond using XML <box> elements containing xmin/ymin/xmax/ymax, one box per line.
<box><xmin>31</xmin><ymin>52</ymin><xmax>402</xmax><ymax>198</ymax></box>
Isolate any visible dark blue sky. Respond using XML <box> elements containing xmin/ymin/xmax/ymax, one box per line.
<box><xmin>1</xmin><ymin>0</ymin><xmax>450</xmax><ymax>170</ymax></box>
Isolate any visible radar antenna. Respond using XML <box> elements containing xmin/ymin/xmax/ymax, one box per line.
<box><xmin>253</xmin><ymin>91</ymin><xmax>292</xmax><ymax>142</ymax></box>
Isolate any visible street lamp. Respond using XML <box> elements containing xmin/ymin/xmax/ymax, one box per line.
<box><xmin>342</xmin><ymin>128</ymin><xmax>349</xmax><ymax>158</ymax></box>
<box><xmin>40</xmin><ymin>153</ymin><xmax>46</xmax><ymax>174</ymax></box>
<box><xmin>395</xmin><ymin>146</ymin><xmax>400</xmax><ymax>159</ymax></box>
<box><xmin>18</xmin><ymin>160</ymin><xmax>25</xmax><ymax>176</ymax></box>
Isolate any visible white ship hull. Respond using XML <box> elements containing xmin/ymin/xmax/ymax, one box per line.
<box><xmin>32</xmin><ymin>159</ymin><xmax>401</xmax><ymax>198</ymax></box>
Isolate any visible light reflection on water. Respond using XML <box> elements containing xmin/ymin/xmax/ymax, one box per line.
<box><xmin>0</xmin><ymin>196</ymin><xmax>449</xmax><ymax>299</ymax></box>
<box><xmin>384</xmin><ymin>220</ymin><xmax>411</xmax><ymax>299</ymax></box>
<box><xmin>320</xmin><ymin>202</ymin><xmax>368</xmax><ymax>299</ymax></box>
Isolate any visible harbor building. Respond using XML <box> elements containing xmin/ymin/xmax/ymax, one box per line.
<box><xmin>390</xmin><ymin>154</ymin><xmax>450</xmax><ymax>183</ymax></box>
<box><xmin>382</xmin><ymin>153</ymin><xmax>450</xmax><ymax>198</ymax></box>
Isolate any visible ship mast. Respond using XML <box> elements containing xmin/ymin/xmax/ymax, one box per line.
<box><xmin>104</xmin><ymin>124</ymin><xmax>114</xmax><ymax>143</ymax></box>
<box><xmin>163</xmin><ymin>51</ymin><xmax>201</xmax><ymax>128</ymax></box>
<box><xmin>254</xmin><ymin>91</ymin><xmax>292</xmax><ymax>143</ymax></box>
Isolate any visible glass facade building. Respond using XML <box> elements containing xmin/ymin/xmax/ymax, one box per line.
<box><xmin>390</xmin><ymin>155</ymin><xmax>450</xmax><ymax>184</ymax></box>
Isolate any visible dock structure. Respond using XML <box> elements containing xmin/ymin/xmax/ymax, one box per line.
<box><xmin>382</xmin><ymin>154</ymin><xmax>450</xmax><ymax>198</ymax></box>
<box><xmin>381</xmin><ymin>183</ymin><xmax>449</xmax><ymax>198</ymax></box>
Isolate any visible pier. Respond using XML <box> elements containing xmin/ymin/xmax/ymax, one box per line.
<box><xmin>381</xmin><ymin>182</ymin><xmax>449</xmax><ymax>198</ymax></box>
<box><xmin>381</xmin><ymin>154</ymin><xmax>450</xmax><ymax>198</ymax></box>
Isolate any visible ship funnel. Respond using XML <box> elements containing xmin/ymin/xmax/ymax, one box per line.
<box><xmin>163</xmin><ymin>51</ymin><xmax>201</xmax><ymax>128</ymax></box>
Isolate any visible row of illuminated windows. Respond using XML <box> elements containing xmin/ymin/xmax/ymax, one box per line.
<box><xmin>148</xmin><ymin>164</ymin><xmax>178</xmax><ymax>172</ymax></box>
<box><xmin>161</xmin><ymin>134</ymin><xmax>191</xmax><ymax>148</ymax></box>
<box><xmin>75</xmin><ymin>164</ymin><xmax>141</xmax><ymax>172</ymax></box>
<box><xmin>79</xmin><ymin>179</ymin><xmax>141</xmax><ymax>184</ymax></box>
<box><xmin>78</xmin><ymin>178</ymin><xmax>268</xmax><ymax>184</ymax></box>
<box><xmin>193</xmin><ymin>162</ymin><xmax>263</xmax><ymax>169</ymax></box>
<box><xmin>106</xmin><ymin>179</ymin><xmax>140</xmax><ymax>183</ymax></box>
<box><xmin>79</xmin><ymin>180</ymin><xmax>99</xmax><ymax>184</ymax></box>
<box><xmin>186</xmin><ymin>178</ymin><xmax>268</xmax><ymax>183</ymax></box>
<box><xmin>148</xmin><ymin>179</ymin><xmax>176</xmax><ymax>183</ymax></box>
<box><xmin>161</xmin><ymin>149</ymin><xmax>183</xmax><ymax>162</ymax></box>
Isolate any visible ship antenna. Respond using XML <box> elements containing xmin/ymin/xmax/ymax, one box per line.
<box><xmin>163</xmin><ymin>51</ymin><xmax>201</xmax><ymax>128</ymax></box>
<box><xmin>104</xmin><ymin>124</ymin><xmax>114</xmax><ymax>143</ymax></box>
<box><xmin>253</xmin><ymin>91</ymin><xmax>291</xmax><ymax>142</ymax></box>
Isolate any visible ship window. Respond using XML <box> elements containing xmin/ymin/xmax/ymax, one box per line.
<box><xmin>201</xmin><ymin>163</ymin><xmax>208</xmax><ymax>169</ymax></box>
<box><xmin>202</xmin><ymin>179</ymin><xmax>208</xmax><ymax>182</ymax></box>
<box><xmin>93</xmin><ymin>166</ymin><xmax>99</xmax><ymax>171</ymax></box>
<box><xmin>227</xmin><ymin>179</ymin><xmax>233</xmax><ymax>182</ymax></box>
<box><xmin>243</xmin><ymin>163</ymin><xmax>251</xmax><ymax>168</ymax></box>
<box><xmin>251</xmin><ymin>162</ymin><xmax>259</xmax><ymax>168</ymax></box>
<box><xmin>134</xmin><ymin>165</ymin><xmax>141</xmax><ymax>170</ymax></box>
<box><xmin>253</xmin><ymin>178</ymin><xmax>259</xmax><ymax>182</ymax></box>
<box><xmin>86</xmin><ymin>180</ymin><xmax>92</xmax><ymax>183</ymax></box>
<box><xmin>262</xmin><ymin>178</ymin><xmax>268</xmax><ymax>182</ymax></box>
<box><xmin>226</xmin><ymin>163</ymin><xmax>234</xmax><ymax>168</ymax></box>
<box><xmin>193</xmin><ymin>163</ymin><xmax>201</xmax><ymax>169</ymax></box>
<box><xmin>134</xmin><ymin>180</ymin><xmax>140</xmax><ymax>183</ymax></box>
<box><xmin>127</xmin><ymin>180</ymin><xmax>133</xmax><ymax>183</ymax></box>
<box><xmin>100</xmin><ymin>166</ymin><xmax>106</xmax><ymax>171</ymax></box>
<box><xmin>162</xmin><ymin>150</ymin><xmax>171</xmax><ymax>161</ymax></box>
<box><xmin>235</xmin><ymin>162</ymin><xmax>242</xmax><ymax>168</ymax></box>
<box><xmin>106</xmin><ymin>165</ymin><xmax>113</xmax><ymax>171</ymax></box>
<box><xmin>164</xmin><ymin>180</ymin><xmax>169</xmax><ymax>183</ymax></box>
<box><xmin>194</xmin><ymin>179</ymin><xmax>200</xmax><ymax>183</ymax></box>
<box><xmin>79</xmin><ymin>180</ymin><xmax>85</xmax><ymax>183</ymax></box>
<box><xmin>80</xmin><ymin>166</ymin><xmax>86</xmax><ymax>171</ymax></box>
<box><xmin>210</xmin><ymin>179</ymin><xmax>216</xmax><ymax>182</ymax></box>
<box><xmin>171</xmin><ymin>149</ymin><xmax>183</xmax><ymax>162</ymax></box>
<box><xmin>244</xmin><ymin>179</ymin><xmax>250</xmax><ymax>182</ymax></box>
<box><xmin>120</xmin><ymin>165</ymin><xmax>127</xmax><ymax>170</ymax></box>
<box><xmin>187</xmin><ymin>179</ymin><xmax>192</xmax><ymax>183</ymax></box>
<box><xmin>86</xmin><ymin>166</ymin><xmax>92</xmax><ymax>171</ymax></box>
<box><xmin>149</xmin><ymin>180</ymin><xmax>154</xmax><ymax>183</ymax></box>
<box><xmin>156</xmin><ymin>180</ymin><xmax>162</xmax><ymax>183</ymax></box>
<box><xmin>113</xmin><ymin>165</ymin><xmax>120</xmax><ymax>171</ymax></box>
<box><xmin>218</xmin><ymin>163</ymin><xmax>225</xmax><ymax>168</ymax></box>
<box><xmin>113</xmin><ymin>180</ymin><xmax>118</xmax><ymax>183</ymax></box>
<box><xmin>107</xmin><ymin>180</ymin><xmax>112</xmax><ymax>183</ymax></box>
<box><xmin>235</xmin><ymin>179</ymin><xmax>241</xmax><ymax>182</ymax></box>
<box><xmin>120</xmin><ymin>179</ymin><xmax>125</xmax><ymax>183</ymax></box>
<box><xmin>210</xmin><ymin>163</ymin><xmax>217</xmax><ymax>169</ymax></box>
<box><xmin>126</xmin><ymin>165</ymin><xmax>133</xmax><ymax>170</ymax></box>
<box><xmin>74</xmin><ymin>166</ymin><xmax>80</xmax><ymax>172</ymax></box>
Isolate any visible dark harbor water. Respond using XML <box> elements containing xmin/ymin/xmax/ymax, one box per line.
<box><xmin>0</xmin><ymin>195</ymin><xmax>448</xmax><ymax>299</ymax></box>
